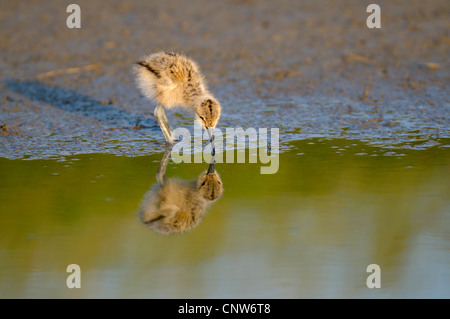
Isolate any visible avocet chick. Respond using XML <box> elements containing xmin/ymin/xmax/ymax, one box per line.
<box><xmin>133</xmin><ymin>52</ymin><xmax>222</xmax><ymax>144</ymax></box>
<box><xmin>138</xmin><ymin>147</ymin><xmax>223</xmax><ymax>235</ymax></box>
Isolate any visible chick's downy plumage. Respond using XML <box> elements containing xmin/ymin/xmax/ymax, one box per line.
<box><xmin>134</xmin><ymin>52</ymin><xmax>221</xmax><ymax>130</ymax></box>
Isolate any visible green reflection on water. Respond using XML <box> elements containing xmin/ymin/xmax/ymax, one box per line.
<box><xmin>0</xmin><ymin>138</ymin><xmax>449</xmax><ymax>298</ymax></box>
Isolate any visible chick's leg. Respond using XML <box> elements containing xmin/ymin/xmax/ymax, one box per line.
<box><xmin>156</xmin><ymin>145</ymin><xmax>172</xmax><ymax>184</ymax></box>
<box><xmin>154</xmin><ymin>104</ymin><xmax>174</xmax><ymax>144</ymax></box>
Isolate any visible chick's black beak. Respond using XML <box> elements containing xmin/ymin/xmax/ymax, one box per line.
<box><xmin>207</xmin><ymin>162</ymin><xmax>215</xmax><ymax>174</ymax></box>
<box><xmin>207</xmin><ymin>127</ymin><xmax>216</xmax><ymax>156</ymax></box>
<box><xmin>207</xmin><ymin>127</ymin><xmax>214</xmax><ymax>142</ymax></box>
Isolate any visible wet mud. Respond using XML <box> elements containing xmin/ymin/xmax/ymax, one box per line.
<box><xmin>0</xmin><ymin>0</ymin><xmax>449</xmax><ymax>159</ymax></box>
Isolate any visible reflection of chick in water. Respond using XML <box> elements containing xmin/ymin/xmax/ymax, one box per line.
<box><xmin>139</xmin><ymin>148</ymin><xmax>223</xmax><ymax>234</ymax></box>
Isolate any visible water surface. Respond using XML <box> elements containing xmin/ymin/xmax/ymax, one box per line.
<box><xmin>1</xmin><ymin>138</ymin><xmax>449</xmax><ymax>298</ymax></box>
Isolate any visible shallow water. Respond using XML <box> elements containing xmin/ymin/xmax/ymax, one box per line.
<box><xmin>0</xmin><ymin>138</ymin><xmax>449</xmax><ymax>298</ymax></box>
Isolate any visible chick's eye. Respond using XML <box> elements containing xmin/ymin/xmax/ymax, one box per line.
<box><xmin>200</xmin><ymin>181</ymin><xmax>206</xmax><ymax>187</ymax></box>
